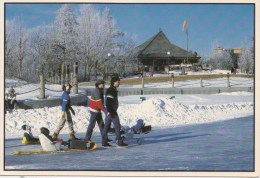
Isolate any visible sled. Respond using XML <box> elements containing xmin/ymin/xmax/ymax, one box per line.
<box><xmin>121</xmin><ymin>119</ymin><xmax>152</xmax><ymax>145</ymax></box>
<box><xmin>11</xmin><ymin>142</ymin><xmax>97</xmax><ymax>155</ymax></box>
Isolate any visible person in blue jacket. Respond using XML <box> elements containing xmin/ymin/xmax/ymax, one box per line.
<box><xmin>52</xmin><ymin>84</ymin><xmax>76</xmax><ymax>140</ymax></box>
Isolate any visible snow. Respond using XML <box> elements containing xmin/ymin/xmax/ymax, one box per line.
<box><xmin>5</xmin><ymin>75</ymin><xmax>253</xmax><ymax>100</ymax></box>
<box><xmin>120</xmin><ymin>76</ymin><xmax>253</xmax><ymax>88</ymax></box>
<box><xmin>4</xmin><ymin>76</ymin><xmax>253</xmax><ymax>138</ymax></box>
<box><xmin>5</xmin><ymin>79</ymin><xmax>86</xmax><ymax>100</ymax></box>
<box><xmin>5</xmin><ymin>92</ymin><xmax>253</xmax><ymax>138</ymax></box>
<box><xmin>4</xmin><ymin>75</ymin><xmax>254</xmax><ymax>171</ymax></box>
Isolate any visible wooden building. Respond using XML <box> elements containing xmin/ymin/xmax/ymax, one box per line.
<box><xmin>126</xmin><ymin>30</ymin><xmax>201</xmax><ymax>72</ymax></box>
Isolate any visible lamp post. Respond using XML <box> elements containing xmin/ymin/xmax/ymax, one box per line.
<box><xmin>105</xmin><ymin>53</ymin><xmax>111</xmax><ymax>80</ymax></box>
<box><xmin>167</xmin><ymin>51</ymin><xmax>171</xmax><ymax>75</ymax></box>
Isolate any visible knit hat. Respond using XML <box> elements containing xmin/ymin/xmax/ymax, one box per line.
<box><xmin>95</xmin><ymin>79</ymin><xmax>106</xmax><ymax>85</ymax></box>
<box><xmin>111</xmin><ymin>76</ymin><xmax>120</xmax><ymax>84</ymax></box>
<box><xmin>21</xmin><ymin>124</ymin><xmax>31</xmax><ymax>131</ymax></box>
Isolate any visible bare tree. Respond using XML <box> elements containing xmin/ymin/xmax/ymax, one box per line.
<box><xmin>28</xmin><ymin>25</ymin><xmax>57</xmax><ymax>79</ymax></box>
<box><xmin>77</xmin><ymin>5</ymin><xmax>123</xmax><ymax>81</ymax></box>
<box><xmin>5</xmin><ymin>17</ymin><xmax>28</xmax><ymax>79</ymax></box>
<box><xmin>5</xmin><ymin>19</ymin><xmax>17</xmax><ymax>77</ymax></box>
<box><xmin>52</xmin><ymin>4</ymin><xmax>78</xmax><ymax>68</ymax></box>
<box><xmin>15</xmin><ymin>18</ymin><xmax>28</xmax><ymax>78</ymax></box>
<box><xmin>238</xmin><ymin>36</ymin><xmax>254</xmax><ymax>74</ymax></box>
<box><xmin>5</xmin><ymin>4</ymin><xmax>137</xmax><ymax>82</ymax></box>
<box><xmin>205</xmin><ymin>49</ymin><xmax>233</xmax><ymax>70</ymax></box>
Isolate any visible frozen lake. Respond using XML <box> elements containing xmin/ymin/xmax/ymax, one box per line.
<box><xmin>4</xmin><ymin>115</ymin><xmax>254</xmax><ymax>171</ymax></box>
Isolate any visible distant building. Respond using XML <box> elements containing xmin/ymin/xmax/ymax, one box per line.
<box><xmin>214</xmin><ymin>47</ymin><xmax>244</xmax><ymax>73</ymax></box>
<box><xmin>215</xmin><ymin>47</ymin><xmax>244</xmax><ymax>57</ymax></box>
<box><xmin>123</xmin><ymin>30</ymin><xmax>200</xmax><ymax>73</ymax></box>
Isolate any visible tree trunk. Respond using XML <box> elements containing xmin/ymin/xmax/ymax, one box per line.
<box><xmin>95</xmin><ymin>60</ymin><xmax>98</xmax><ymax>81</ymax></box>
<box><xmin>19</xmin><ymin>59</ymin><xmax>23</xmax><ymax>78</ymax></box>
<box><xmin>84</xmin><ymin>64</ymin><xmax>87</xmax><ymax>81</ymax></box>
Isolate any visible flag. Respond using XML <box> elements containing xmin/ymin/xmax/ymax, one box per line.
<box><xmin>182</xmin><ymin>19</ymin><xmax>187</xmax><ymax>31</ymax></box>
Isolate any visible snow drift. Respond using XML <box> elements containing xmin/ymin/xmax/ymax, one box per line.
<box><xmin>5</xmin><ymin>96</ymin><xmax>253</xmax><ymax>138</ymax></box>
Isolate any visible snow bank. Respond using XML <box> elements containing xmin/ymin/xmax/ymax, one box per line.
<box><xmin>5</xmin><ymin>96</ymin><xmax>253</xmax><ymax>138</ymax></box>
<box><xmin>119</xmin><ymin>97</ymin><xmax>253</xmax><ymax>127</ymax></box>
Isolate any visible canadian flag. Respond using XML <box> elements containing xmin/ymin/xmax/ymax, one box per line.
<box><xmin>182</xmin><ymin>19</ymin><xmax>187</xmax><ymax>31</ymax></box>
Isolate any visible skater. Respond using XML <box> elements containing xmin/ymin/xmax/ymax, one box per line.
<box><xmin>84</xmin><ymin>80</ymin><xmax>111</xmax><ymax>143</ymax></box>
<box><xmin>21</xmin><ymin>124</ymin><xmax>39</xmax><ymax>144</ymax></box>
<box><xmin>52</xmin><ymin>84</ymin><xmax>77</xmax><ymax>140</ymax></box>
<box><xmin>102</xmin><ymin>76</ymin><xmax>128</xmax><ymax>147</ymax></box>
<box><xmin>5</xmin><ymin>86</ymin><xmax>17</xmax><ymax>110</ymax></box>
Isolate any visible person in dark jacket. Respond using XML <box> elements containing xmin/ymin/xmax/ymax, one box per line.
<box><xmin>84</xmin><ymin>80</ymin><xmax>111</xmax><ymax>143</ymax></box>
<box><xmin>102</xmin><ymin>76</ymin><xmax>128</xmax><ymax>147</ymax></box>
<box><xmin>52</xmin><ymin>84</ymin><xmax>76</xmax><ymax>140</ymax></box>
<box><xmin>5</xmin><ymin>86</ymin><xmax>17</xmax><ymax>109</ymax></box>
<box><xmin>21</xmin><ymin>124</ymin><xmax>39</xmax><ymax>144</ymax></box>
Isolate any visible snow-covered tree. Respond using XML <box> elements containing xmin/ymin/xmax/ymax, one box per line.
<box><xmin>27</xmin><ymin>25</ymin><xmax>57</xmax><ymax>80</ymax></box>
<box><xmin>113</xmin><ymin>33</ymin><xmax>136</xmax><ymax>76</ymax></box>
<box><xmin>5</xmin><ymin>18</ymin><xmax>28</xmax><ymax>78</ymax></box>
<box><xmin>206</xmin><ymin>49</ymin><xmax>233</xmax><ymax>70</ymax></box>
<box><xmin>52</xmin><ymin>4</ymin><xmax>78</xmax><ymax>68</ymax></box>
<box><xmin>77</xmin><ymin>4</ymin><xmax>101</xmax><ymax>80</ymax></box>
<box><xmin>5</xmin><ymin>19</ymin><xmax>17</xmax><ymax>77</ymax></box>
<box><xmin>238</xmin><ymin>48</ymin><xmax>254</xmax><ymax>74</ymax></box>
<box><xmin>77</xmin><ymin>5</ymin><xmax>123</xmax><ymax>81</ymax></box>
<box><xmin>238</xmin><ymin>37</ymin><xmax>254</xmax><ymax>74</ymax></box>
<box><xmin>5</xmin><ymin>4</ymin><xmax>137</xmax><ymax>82</ymax></box>
<box><xmin>15</xmin><ymin>18</ymin><xmax>28</xmax><ymax>78</ymax></box>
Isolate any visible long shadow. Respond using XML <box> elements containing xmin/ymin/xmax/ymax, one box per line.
<box><xmin>5</xmin><ymin>138</ymin><xmax>22</xmax><ymax>141</ymax></box>
<box><xmin>5</xmin><ymin>144</ymin><xmax>34</xmax><ymax>148</ymax></box>
<box><xmin>143</xmin><ymin>133</ymin><xmax>211</xmax><ymax>146</ymax></box>
<box><xmin>143</xmin><ymin>132</ymin><xmax>192</xmax><ymax>139</ymax></box>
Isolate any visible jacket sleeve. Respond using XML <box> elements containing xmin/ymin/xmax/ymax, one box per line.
<box><xmin>106</xmin><ymin>97</ymin><xmax>116</xmax><ymax>116</ymax></box>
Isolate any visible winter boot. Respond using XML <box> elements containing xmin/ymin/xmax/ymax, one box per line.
<box><xmin>52</xmin><ymin>132</ymin><xmax>59</xmax><ymax>140</ymax></box>
<box><xmin>69</xmin><ymin>132</ymin><xmax>77</xmax><ymax>140</ymax></box>
<box><xmin>85</xmin><ymin>140</ymin><xmax>92</xmax><ymax>143</ymax></box>
<box><xmin>116</xmin><ymin>139</ymin><xmax>128</xmax><ymax>147</ymax></box>
<box><xmin>102</xmin><ymin>142</ymin><xmax>112</xmax><ymax>147</ymax></box>
<box><xmin>106</xmin><ymin>138</ymin><xmax>113</xmax><ymax>142</ymax></box>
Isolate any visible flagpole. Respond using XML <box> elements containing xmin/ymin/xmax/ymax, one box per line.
<box><xmin>182</xmin><ymin>19</ymin><xmax>188</xmax><ymax>75</ymax></box>
<box><xmin>186</xmin><ymin>28</ymin><xmax>189</xmax><ymax>64</ymax></box>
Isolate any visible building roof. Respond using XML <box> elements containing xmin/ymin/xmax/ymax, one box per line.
<box><xmin>130</xmin><ymin>30</ymin><xmax>197</xmax><ymax>59</ymax></box>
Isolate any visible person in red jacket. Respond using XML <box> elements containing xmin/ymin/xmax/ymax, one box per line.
<box><xmin>84</xmin><ymin>80</ymin><xmax>111</xmax><ymax>143</ymax></box>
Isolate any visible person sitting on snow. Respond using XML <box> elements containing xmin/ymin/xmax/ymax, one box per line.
<box><xmin>21</xmin><ymin>124</ymin><xmax>39</xmax><ymax>144</ymax></box>
<box><xmin>5</xmin><ymin>86</ymin><xmax>17</xmax><ymax>110</ymax></box>
<box><xmin>39</xmin><ymin>127</ymin><xmax>63</xmax><ymax>151</ymax></box>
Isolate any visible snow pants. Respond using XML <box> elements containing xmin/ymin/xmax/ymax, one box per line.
<box><xmin>102</xmin><ymin>113</ymin><xmax>122</xmax><ymax>144</ymax></box>
<box><xmin>84</xmin><ymin>111</ymin><xmax>104</xmax><ymax>141</ymax></box>
<box><xmin>56</xmin><ymin>110</ymin><xmax>74</xmax><ymax>134</ymax></box>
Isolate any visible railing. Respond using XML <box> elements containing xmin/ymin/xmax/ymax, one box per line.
<box><xmin>85</xmin><ymin>87</ymin><xmax>253</xmax><ymax>96</ymax></box>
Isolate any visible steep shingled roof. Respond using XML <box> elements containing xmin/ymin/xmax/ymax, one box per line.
<box><xmin>131</xmin><ymin>30</ymin><xmax>197</xmax><ymax>59</ymax></box>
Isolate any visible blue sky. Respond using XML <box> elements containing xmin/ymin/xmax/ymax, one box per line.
<box><xmin>5</xmin><ymin>3</ymin><xmax>254</xmax><ymax>56</ymax></box>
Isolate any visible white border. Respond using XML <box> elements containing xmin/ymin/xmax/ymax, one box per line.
<box><xmin>0</xmin><ymin>0</ymin><xmax>259</xmax><ymax>177</ymax></box>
